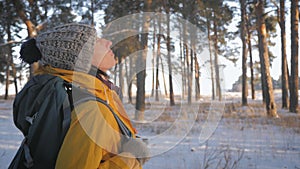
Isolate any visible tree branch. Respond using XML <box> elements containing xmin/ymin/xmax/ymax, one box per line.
<box><xmin>0</xmin><ymin>40</ymin><xmax>23</xmax><ymax>47</ymax></box>
<box><xmin>12</xmin><ymin>0</ymin><xmax>36</xmax><ymax>37</ymax></box>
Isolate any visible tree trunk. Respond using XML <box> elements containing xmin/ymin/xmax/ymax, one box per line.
<box><xmin>5</xmin><ymin>52</ymin><xmax>10</xmax><ymax>100</ymax></box>
<box><xmin>135</xmin><ymin>41</ymin><xmax>147</xmax><ymax>120</ymax></box>
<box><xmin>4</xmin><ymin>16</ymin><xmax>13</xmax><ymax>100</ymax></box>
<box><xmin>128</xmin><ymin>53</ymin><xmax>134</xmax><ymax>104</ymax></box>
<box><xmin>289</xmin><ymin>0</ymin><xmax>299</xmax><ymax>113</ymax></box>
<box><xmin>189</xmin><ymin>23</ymin><xmax>200</xmax><ymax>101</ymax></box>
<box><xmin>160</xmin><ymin>56</ymin><xmax>168</xmax><ymax>96</ymax></box>
<box><xmin>155</xmin><ymin>13</ymin><xmax>162</xmax><ymax>101</ymax></box>
<box><xmin>135</xmin><ymin>0</ymin><xmax>152</xmax><ymax>121</ymax></box>
<box><xmin>124</xmin><ymin>57</ymin><xmax>130</xmax><ymax>103</ymax></box>
<box><xmin>136</xmin><ymin>7</ymin><xmax>151</xmax><ymax>121</ymax></box>
<box><xmin>206</xmin><ymin>19</ymin><xmax>215</xmax><ymax>100</ymax></box>
<box><xmin>185</xmin><ymin>43</ymin><xmax>191</xmax><ymax>104</ymax></box>
<box><xmin>189</xmin><ymin>48</ymin><xmax>194</xmax><ymax>102</ymax></box>
<box><xmin>91</xmin><ymin>0</ymin><xmax>95</xmax><ymax>26</ymax></box>
<box><xmin>256</xmin><ymin>2</ymin><xmax>266</xmax><ymax>104</ymax></box>
<box><xmin>183</xmin><ymin>48</ymin><xmax>187</xmax><ymax>96</ymax></box>
<box><xmin>128</xmin><ymin>81</ymin><xmax>133</xmax><ymax>103</ymax></box>
<box><xmin>256</xmin><ymin>0</ymin><xmax>278</xmax><ymax>117</ymax></box>
<box><xmin>166</xmin><ymin>11</ymin><xmax>175</xmax><ymax>106</ymax></box>
<box><xmin>183</xmin><ymin>20</ymin><xmax>191</xmax><ymax>103</ymax></box>
<box><xmin>118</xmin><ymin>57</ymin><xmax>124</xmax><ymax>101</ymax></box>
<box><xmin>181</xmin><ymin>0</ymin><xmax>189</xmax><ymax>99</ymax></box>
<box><xmin>113</xmin><ymin>63</ymin><xmax>118</xmax><ymax>84</ymax></box>
<box><xmin>180</xmin><ymin>40</ymin><xmax>185</xmax><ymax>99</ymax></box>
<box><xmin>151</xmin><ymin>28</ymin><xmax>156</xmax><ymax>97</ymax></box>
<box><xmin>11</xmin><ymin>61</ymin><xmax>18</xmax><ymax>94</ymax></box>
<box><xmin>240</xmin><ymin>0</ymin><xmax>248</xmax><ymax>105</ymax></box>
<box><xmin>246</xmin><ymin>13</ymin><xmax>255</xmax><ymax>100</ymax></box>
<box><xmin>280</xmin><ymin>0</ymin><xmax>289</xmax><ymax>109</ymax></box>
<box><xmin>155</xmin><ymin>35</ymin><xmax>161</xmax><ymax>101</ymax></box>
<box><xmin>213</xmin><ymin>17</ymin><xmax>221</xmax><ymax>101</ymax></box>
<box><xmin>194</xmin><ymin>53</ymin><xmax>200</xmax><ymax>100</ymax></box>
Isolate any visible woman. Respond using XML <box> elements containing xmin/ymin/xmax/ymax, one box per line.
<box><xmin>14</xmin><ymin>23</ymin><xmax>149</xmax><ymax>169</ymax></box>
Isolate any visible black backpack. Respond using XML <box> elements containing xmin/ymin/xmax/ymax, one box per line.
<box><xmin>9</xmin><ymin>74</ymin><xmax>74</xmax><ymax>169</ymax></box>
<box><xmin>9</xmin><ymin>74</ymin><xmax>132</xmax><ymax>169</ymax></box>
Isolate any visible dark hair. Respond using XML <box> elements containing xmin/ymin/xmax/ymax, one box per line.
<box><xmin>20</xmin><ymin>38</ymin><xmax>42</xmax><ymax>64</ymax></box>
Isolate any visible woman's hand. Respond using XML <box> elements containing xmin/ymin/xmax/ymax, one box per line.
<box><xmin>122</xmin><ymin>138</ymin><xmax>150</xmax><ymax>165</ymax></box>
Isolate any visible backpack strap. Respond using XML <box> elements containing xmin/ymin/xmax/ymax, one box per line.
<box><xmin>70</xmin><ymin>85</ymin><xmax>133</xmax><ymax>138</ymax></box>
<box><xmin>62</xmin><ymin>82</ymin><xmax>74</xmax><ymax>141</ymax></box>
<box><xmin>23</xmin><ymin>138</ymin><xmax>33</xmax><ymax>168</ymax></box>
<box><xmin>95</xmin><ymin>97</ymin><xmax>132</xmax><ymax>138</ymax></box>
<box><xmin>75</xmin><ymin>96</ymin><xmax>132</xmax><ymax>138</ymax></box>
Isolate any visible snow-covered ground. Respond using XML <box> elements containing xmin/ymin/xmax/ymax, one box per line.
<box><xmin>0</xmin><ymin>99</ymin><xmax>23</xmax><ymax>168</ymax></box>
<box><xmin>142</xmin><ymin>113</ymin><xmax>300</xmax><ymax>169</ymax></box>
<box><xmin>0</xmin><ymin>93</ymin><xmax>300</xmax><ymax>169</ymax></box>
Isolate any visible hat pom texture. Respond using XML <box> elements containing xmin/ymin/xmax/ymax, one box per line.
<box><xmin>36</xmin><ymin>24</ymin><xmax>96</xmax><ymax>73</ymax></box>
<box><xmin>20</xmin><ymin>38</ymin><xmax>42</xmax><ymax>64</ymax></box>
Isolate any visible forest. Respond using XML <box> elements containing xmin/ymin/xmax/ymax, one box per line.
<box><xmin>0</xmin><ymin>0</ymin><xmax>299</xmax><ymax>121</ymax></box>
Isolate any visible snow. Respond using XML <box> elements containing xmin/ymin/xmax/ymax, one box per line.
<box><xmin>140</xmin><ymin>113</ymin><xmax>300</xmax><ymax>169</ymax></box>
<box><xmin>0</xmin><ymin>93</ymin><xmax>300</xmax><ymax>169</ymax></box>
<box><xmin>0</xmin><ymin>99</ymin><xmax>23</xmax><ymax>168</ymax></box>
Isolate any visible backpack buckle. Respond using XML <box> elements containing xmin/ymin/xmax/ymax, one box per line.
<box><xmin>25</xmin><ymin>112</ymin><xmax>38</xmax><ymax>125</ymax></box>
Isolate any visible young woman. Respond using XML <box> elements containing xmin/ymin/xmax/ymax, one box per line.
<box><xmin>12</xmin><ymin>23</ymin><xmax>149</xmax><ymax>169</ymax></box>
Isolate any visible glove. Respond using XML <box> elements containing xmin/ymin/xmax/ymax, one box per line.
<box><xmin>122</xmin><ymin>138</ymin><xmax>150</xmax><ymax>165</ymax></box>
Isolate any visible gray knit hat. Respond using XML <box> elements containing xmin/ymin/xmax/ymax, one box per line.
<box><xmin>36</xmin><ymin>23</ymin><xmax>97</xmax><ymax>73</ymax></box>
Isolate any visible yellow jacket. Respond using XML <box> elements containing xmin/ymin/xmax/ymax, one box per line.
<box><xmin>36</xmin><ymin>66</ymin><xmax>141</xmax><ymax>169</ymax></box>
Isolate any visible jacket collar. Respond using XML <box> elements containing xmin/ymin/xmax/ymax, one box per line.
<box><xmin>35</xmin><ymin>66</ymin><xmax>108</xmax><ymax>99</ymax></box>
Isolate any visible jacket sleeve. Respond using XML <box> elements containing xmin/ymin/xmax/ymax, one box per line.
<box><xmin>99</xmin><ymin>152</ymin><xmax>141</xmax><ymax>169</ymax></box>
<box><xmin>55</xmin><ymin>101</ymin><xmax>142</xmax><ymax>169</ymax></box>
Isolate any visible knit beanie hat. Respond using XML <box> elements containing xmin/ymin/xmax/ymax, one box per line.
<box><xmin>34</xmin><ymin>23</ymin><xmax>97</xmax><ymax>73</ymax></box>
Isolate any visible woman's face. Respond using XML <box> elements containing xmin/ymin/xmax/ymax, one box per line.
<box><xmin>91</xmin><ymin>38</ymin><xmax>116</xmax><ymax>71</ymax></box>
